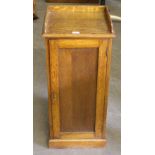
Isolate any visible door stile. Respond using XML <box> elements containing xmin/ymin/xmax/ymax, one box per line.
<box><xmin>50</xmin><ymin>40</ymin><xmax>61</xmax><ymax>138</ymax></box>
<box><xmin>95</xmin><ymin>39</ymin><xmax>108</xmax><ymax>138</ymax></box>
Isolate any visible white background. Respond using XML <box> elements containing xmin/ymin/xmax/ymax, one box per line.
<box><xmin>0</xmin><ymin>0</ymin><xmax>155</xmax><ymax>154</ymax></box>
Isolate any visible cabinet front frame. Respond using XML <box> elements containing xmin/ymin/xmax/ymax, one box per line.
<box><xmin>46</xmin><ymin>39</ymin><xmax>110</xmax><ymax>140</ymax></box>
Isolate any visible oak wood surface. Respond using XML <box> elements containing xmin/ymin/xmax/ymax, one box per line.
<box><xmin>49</xmin><ymin>40</ymin><xmax>60</xmax><ymax>138</ymax></box>
<box><xmin>46</xmin><ymin>0</ymin><xmax>98</xmax><ymax>3</ymax></box>
<box><xmin>60</xmin><ymin>132</ymin><xmax>95</xmax><ymax>139</ymax></box>
<box><xmin>95</xmin><ymin>40</ymin><xmax>108</xmax><ymax>138</ymax></box>
<box><xmin>59</xmin><ymin>47</ymin><xmax>98</xmax><ymax>132</ymax></box>
<box><xmin>57</xmin><ymin>39</ymin><xmax>100</xmax><ymax>48</ymax></box>
<box><xmin>44</xmin><ymin>39</ymin><xmax>53</xmax><ymax>138</ymax></box>
<box><xmin>43</xmin><ymin>5</ymin><xmax>115</xmax><ymax>148</ymax></box>
<box><xmin>49</xmin><ymin>138</ymin><xmax>106</xmax><ymax>148</ymax></box>
<box><xmin>102</xmin><ymin>39</ymin><xmax>113</xmax><ymax>137</ymax></box>
<box><xmin>42</xmin><ymin>5</ymin><xmax>115</xmax><ymax>38</ymax></box>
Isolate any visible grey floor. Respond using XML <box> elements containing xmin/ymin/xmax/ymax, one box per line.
<box><xmin>33</xmin><ymin>0</ymin><xmax>121</xmax><ymax>154</ymax></box>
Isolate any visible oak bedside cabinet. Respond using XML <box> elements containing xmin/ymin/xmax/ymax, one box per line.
<box><xmin>42</xmin><ymin>5</ymin><xmax>115</xmax><ymax>148</ymax></box>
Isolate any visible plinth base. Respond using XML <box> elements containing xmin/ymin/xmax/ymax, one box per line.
<box><xmin>49</xmin><ymin>138</ymin><xmax>107</xmax><ymax>148</ymax></box>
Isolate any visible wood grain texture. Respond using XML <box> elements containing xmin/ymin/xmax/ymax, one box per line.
<box><xmin>95</xmin><ymin>40</ymin><xmax>108</xmax><ymax>138</ymax></box>
<box><xmin>102</xmin><ymin>39</ymin><xmax>113</xmax><ymax>138</ymax></box>
<box><xmin>49</xmin><ymin>40</ymin><xmax>60</xmax><ymax>138</ymax></box>
<box><xmin>49</xmin><ymin>138</ymin><xmax>106</xmax><ymax>148</ymax></box>
<box><xmin>43</xmin><ymin>5</ymin><xmax>115</xmax><ymax>148</ymax></box>
<box><xmin>104</xmin><ymin>7</ymin><xmax>114</xmax><ymax>33</ymax></box>
<box><xmin>58</xmin><ymin>49</ymin><xmax>73</xmax><ymax>131</ymax></box>
<box><xmin>46</xmin><ymin>0</ymin><xmax>98</xmax><ymax>3</ymax></box>
<box><xmin>42</xmin><ymin>5</ymin><xmax>115</xmax><ymax>38</ymax></box>
<box><xmin>57</xmin><ymin>39</ymin><xmax>99</xmax><ymax>48</ymax></box>
<box><xmin>59</xmin><ymin>47</ymin><xmax>98</xmax><ymax>132</ymax></box>
<box><xmin>45</xmin><ymin>39</ymin><xmax>53</xmax><ymax>138</ymax></box>
<box><xmin>60</xmin><ymin>132</ymin><xmax>95</xmax><ymax>139</ymax></box>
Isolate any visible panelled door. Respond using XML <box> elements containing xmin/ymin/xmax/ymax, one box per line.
<box><xmin>49</xmin><ymin>39</ymin><xmax>109</xmax><ymax>139</ymax></box>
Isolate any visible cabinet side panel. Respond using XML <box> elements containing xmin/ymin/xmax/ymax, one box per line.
<box><xmin>103</xmin><ymin>39</ymin><xmax>113</xmax><ymax>137</ymax></box>
<box><xmin>58</xmin><ymin>48</ymin><xmax>98</xmax><ymax>132</ymax></box>
<box><xmin>45</xmin><ymin>39</ymin><xmax>53</xmax><ymax>138</ymax></box>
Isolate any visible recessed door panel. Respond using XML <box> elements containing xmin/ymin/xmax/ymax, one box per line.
<box><xmin>58</xmin><ymin>48</ymin><xmax>98</xmax><ymax>132</ymax></box>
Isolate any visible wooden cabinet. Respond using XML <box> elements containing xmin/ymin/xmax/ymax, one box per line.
<box><xmin>42</xmin><ymin>5</ymin><xmax>115</xmax><ymax>148</ymax></box>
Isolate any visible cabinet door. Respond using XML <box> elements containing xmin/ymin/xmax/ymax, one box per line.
<box><xmin>49</xmin><ymin>39</ymin><xmax>109</xmax><ymax>139</ymax></box>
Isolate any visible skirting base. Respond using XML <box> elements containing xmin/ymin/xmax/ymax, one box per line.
<box><xmin>48</xmin><ymin>138</ymin><xmax>107</xmax><ymax>148</ymax></box>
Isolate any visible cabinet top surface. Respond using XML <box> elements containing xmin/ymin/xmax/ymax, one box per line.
<box><xmin>42</xmin><ymin>5</ymin><xmax>115</xmax><ymax>38</ymax></box>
